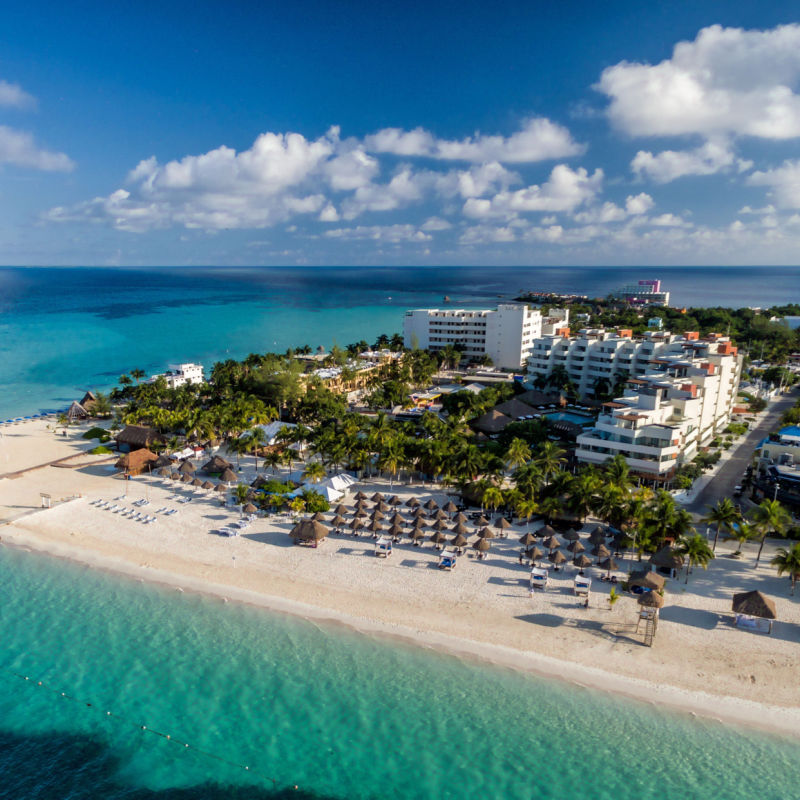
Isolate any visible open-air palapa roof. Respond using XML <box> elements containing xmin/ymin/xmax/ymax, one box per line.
<box><xmin>114</xmin><ymin>448</ymin><xmax>158</xmax><ymax>473</ymax></box>
<box><xmin>115</xmin><ymin>425</ymin><xmax>161</xmax><ymax>449</ymax></box>
<box><xmin>472</xmin><ymin>409</ymin><xmax>513</xmax><ymax>434</ymax></box>
<box><xmin>290</xmin><ymin>519</ymin><xmax>329</xmax><ymax>542</ymax></box>
<box><xmin>79</xmin><ymin>391</ymin><xmax>97</xmax><ymax>408</ymax></box>
<box><xmin>202</xmin><ymin>454</ymin><xmax>233</xmax><ymax>474</ymax></box>
<box><xmin>732</xmin><ymin>590</ymin><xmax>777</xmax><ymax>620</ymax></box>
<box><xmin>629</xmin><ymin>569</ymin><xmax>666</xmax><ymax>591</ymax></box>
<box><xmin>650</xmin><ymin>546</ymin><xmax>685</xmax><ymax>570</ymax></box>
<box><xmin>66</xmin><ymin>401</ymin><xmax>89</xmax><ymax>421</ymax></box>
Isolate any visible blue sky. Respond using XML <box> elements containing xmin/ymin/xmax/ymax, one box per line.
<box><xmin>3</xmin><ymin>1</ymin><xmax>800</xmax><ymax>266</ymax></box>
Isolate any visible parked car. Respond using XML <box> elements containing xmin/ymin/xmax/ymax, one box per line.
<box><xmin>733</xmin><ymin>485</ymin><xmax>743</xmax><ymax>497</ymax></box>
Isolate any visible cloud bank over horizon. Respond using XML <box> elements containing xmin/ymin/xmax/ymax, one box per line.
<box><xmin>7</xmin><ymin>20</ymin><xmax>800</xmax><ymax>265</ymax></box>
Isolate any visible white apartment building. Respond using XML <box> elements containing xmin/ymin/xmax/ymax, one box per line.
<box><xmin>528</xmin><ymin>328</ymin><xmax>682</xmax><ymax>397</ymax></box>
<box><xmin>572</xmin><ymin>335</ymin><xmax>742</xmax><ymax>480</ymax></box>
<box><xmin>149</xmin><ymin>363</ymin><xmax>205</xmax><ymax>389</ymax></box>
<box><xmin>403</xmin><ymin>304</ymin><xmax>569</xmax><ymax>370</ymax></box>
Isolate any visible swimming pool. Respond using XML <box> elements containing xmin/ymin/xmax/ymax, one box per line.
<box><xmin>544</xmin><ymin>411</ymin><xmax>596</xmax><ymax>425</ymax></box>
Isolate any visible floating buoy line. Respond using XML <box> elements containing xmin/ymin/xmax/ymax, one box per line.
<box><xmin>6</xmin><ymin>669</ymin><xmax>298</xmax><ymax>792</ymax></box>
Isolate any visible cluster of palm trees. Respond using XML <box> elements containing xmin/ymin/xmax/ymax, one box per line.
<box><xmin>702</xmin><ymin>495</ymin><xmax>800</xmax><ymax>592</ymax></box>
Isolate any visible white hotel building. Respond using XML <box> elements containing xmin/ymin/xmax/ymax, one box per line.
<box><xmin>148</xmin><ymin>363</ymin><xmax>205</xmax><ymax>389</ymax></box>
<box><xmin>403</xmin><ymin>304</ymin><xmax>569</xmax><ymax>370</ymax></box>
<box><xmin>529</xmin><ymin>328</ymin><xmax>743</xmax><ymax>479</ymax></box>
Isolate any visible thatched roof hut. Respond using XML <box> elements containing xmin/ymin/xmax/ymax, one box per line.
<box><xmin>650</xmin><ymin>546</ymin><xmax>685</xmax><ymax>570</ymax></box>
<box><xmin>115</xmin><ymin>425</ymin><xmax>162</xmax><ymax>452</ymax></box>
<box><xmin>114</xmin><ymin>448</ymin><xmax>158</xmax><ymax>476</ymax></box>
<box><xmin>472</xmin><ymin>409</ymin><xmax>513</xmax><ymax>435</ymax></box>
<box><xmin>66</xmin><ymin>400</ymin><xmax>89</xmax><ymax>422</ymax></box>
<box><xmin>732</xmin><ymin>591</ymin><xmax>777</xmax><ymax>620</ymax></box>
<box><xmin>290</xmin><ymin>519</ymin><xmax>329</xmax><ymax>544</ymax></box>
<box><xmin>79</xmin><ymin>390</ymin><xmax>97</xmax><ymax>409</ymax></box>
<box><xmin>629</xmin><ymin>569</ymin><xmax>666</xmax><ymax>592</ymax></box>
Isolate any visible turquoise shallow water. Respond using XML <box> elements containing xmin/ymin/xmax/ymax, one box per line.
<box><xmin>1</xmin><ymin>265</ymin><xmax>799</xmax><ymax>419</ymax></box>
<box><xmin>1</xmin><ymin>545</ymin><xmax>799</xmax><ymax>799</ymax></box>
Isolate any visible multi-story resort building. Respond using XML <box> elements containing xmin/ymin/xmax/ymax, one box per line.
<box><xmin>403</xmin><ymin>304</ymin><xmax>569</xmax><ymax>370</ymax></box>
<box><xmin>611</xmin><ymin>279</ymin><xmax>670</xmax><ymax>307</ymax></box>
<box><xmin>148</xmin><ymin>363</ymin><xmax>205</xmax><ymax>389</ymax></box>
<box><xmin>529</xmin><ymin>328</ymin><xmax>743</xmax><ymax>480</ymax></box>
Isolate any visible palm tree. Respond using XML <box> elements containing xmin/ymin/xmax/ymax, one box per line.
<box><xmin>724</xmin><ymin>521</ymin><xmax>758</xmax><ymax>557</ymax></box>
<box><xmin>130</xmin><ymin>368</ymin><xmax>146</xmax><ymax>385</ymax></box>
<box><xmin>751</xmin><ymin>499</ymin><xmax>791</xmax><ymax>566</ymax></box>
<box><xmin>233</xmin><ymin>483</ymin><xmax>249</xmax><ymax>515</ymax></box>
<box><xmin>702</xmin><ymin>498</ymin><xmax>741</xmax><ymax>552</ymax></box>
<box><xmin>481</xmin><ymin>485</ymin><xmax>505</xmax><ymax>514</ymax></box>
<box><xmin>514</xmin><ymin>497</ymin><xmax>538</xmax><ymax>528</ymax></box>
<box><xmin>119</xmin><ymin>374</ymin><xmax>132</xmax><ymax>388</ymax></box>
<box><xmin>605</xmin><ymin>454</ymin><xmax>633</xmax><ymax>493</ymax></box>
<box><xmin>505</xmin><ymin>438</ymin><xmax>531</xmax><ymax>471</ymax></box>
<box><xmin>263</xmin><ymin>449</ymin><xmax>282</xmax><ymax>475</ymax></box>
<box><xmin>676</xmin><ymin>533</ymin><xmax>714</xmax><ymax>584</ymax></box>
<box><xmin>245</xmin><ymin>427</ymin><xmax>266</xmax><ymax>472</ymax></box>
<box><xmin>770</xmin><ymin>542</ymin><xmax>800</xmax><ymax>595</ymax></box>
<box><xmin>534</xmin><ymin>441</ymin><xmax>566</xmax><ymax>483</ymax></box>
<box><xmin>91</xmin><ymin>392</ymin><xmax>112</xmax><ymax>418</ymax></box>
<box><xmin>302</xmin><ymin>461</ymin><xmax>326</xmax><ymax>484</ymax></box>
<box><xmin>538</xmin><ymin>495</ymin><xmax>561</xmax><ymax>524</ymax></box>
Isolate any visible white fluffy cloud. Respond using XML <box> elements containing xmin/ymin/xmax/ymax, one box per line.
<box><xmin>747</xmin><ymin>161</ymin><xmax>800</xmax><ymax>208</ymax></box>
<box><xmin>572</xmin><ymin>193</ymin><xmax>653</xmax><ymax>224</ymax></box>
<box><xmin>364</xmin><ymin>118</ymin><xmax>583</xmax><ymax>162</ymax></box>
<box><xmin>463</xmin><ymin>165</ymin><xmax>603</xmax><ymax>219</ymax></box>
<box><xmin>0</xmin><ymin>80</ymin><xmax>36</xmax><ymax>109</ymax></box>
<box><xmin>631</xmin><ymin>139</ymin><xmax>752</xmax><ymax>183</ymax></box>
<box><xmin>0</xmin><ymin>125</ymin><xmax>74</xmax><ymax>171</ymax></box>
<box><xmin>598</xmin><ymin>24</ymin><xmax>800</xmax><ymax>139</ymax></box>
<box><xmin>324</xmin><ymin>224</ymin><xmax>431</xmax><ymax>243</ymax></box>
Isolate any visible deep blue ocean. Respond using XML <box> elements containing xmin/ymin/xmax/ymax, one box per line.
<box><xmin>1</xmin><ymin>265</ymin><xmax>798</xmax><ymax>419</ymax></box>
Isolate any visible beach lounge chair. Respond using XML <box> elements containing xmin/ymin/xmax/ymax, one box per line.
<box><xmin>530</xmin><ymin>567</ymin><xmax>549</xmax><ymax>591</ymax></box>
<box><xmin>438</xmin><ymin>550</ymin><xmax>457</xmax><ymax>571</ymax></box>
<box><xmin>574</xmin><ymin>576</ymin><xmax>591</xmax><ymax>596</ymax></box>
<box><xmin>374</xmin><ymin>536</ymin><xmax>392</xmax><ymax>557</ymax></box>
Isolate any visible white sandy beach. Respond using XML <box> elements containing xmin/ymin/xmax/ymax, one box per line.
<box><xmin>2</xmin><ymin>419</ymin><xmax>799</xmax><ymax>738</ymax></box>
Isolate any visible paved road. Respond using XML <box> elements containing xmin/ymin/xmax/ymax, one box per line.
<box><xmin>686</xmin><ymin>387</ymin><xmax>799</xmax><ymax>516</ymax></box>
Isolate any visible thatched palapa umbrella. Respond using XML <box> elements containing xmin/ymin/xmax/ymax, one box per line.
<box><xmin>354</xmin><ymin>491</ymin><xmax>367</xmax><ymax>500</ymax></box>
<box><xmin>371</xmin><ymin>492</ymin><xmax>384</xmax><ymax>502</ymax></box>
<box><xmin>405</xmin><ymin>497</ymin><xmax>420</xmax><ymax>508</ymax></box>
<box><xmin>542</xmin><ymin>535</ymin><xmax>561</xmax><ymax>552</ymax></box>
<box><xmin>598</xmin><ymin>557</ymin><xmax>619</xmax><ymax>579</ymax></box>
<box><xmin>450</xmin><ymin>533</ymin><xmax>468</xmax><ymax>548</ymax></box>
<box><xmin>334</xmin><ymin>503</ymin><xmax>348</xmax><ymax>515</ymax></box>
<box><xmin>567</xmin><ymin>540</ymin><xmax>585</xmax><ymax>554</ymax></box>
<box><xmin>432</xmin><ymin>519</ymin><xmax>448</xmax><ymax>531</ymax></box>
<box><xmin>473</xmin><ymin>538</ymin><xmax>491</xmax><ymax>555</ymax></box>
<box><xmin>331</xmin><ymin>514</ymin><xmax>346</xmax><ymax>528</ymax></box>
<box><xmin>429</xmin><ymin>531</ymin><xmax>447</xmax><ymax>547</ymax></box>
<box><xmin>731</xmin><ymin>590</ymin><xmax>777</xmax><ymax>620</ymax></box>
<box><xmin>538</xmin><ymin>524</ymin><xmax>558</xmax><ymax>539</ymax></box>
<box><xmin>311</xmin><ymin>511</ymin><xmax>327</xmax><ymax>522</ymax></box>
<box><xmin>191</xmin><ymin>477</ymin><xmax>203</xmax><ymax>487</ymax></box>
<box><xmin>181</xmin><ymin>473</ymin><xmax>193</xmax><ymax>484</ymax></box>
<box><xmin>452</xmin><ymin>512</ymin><xmax>468</xmax><ymax>524</ymax></box>
<box><xmin>349</xmin><ymin>519</ymin><xmax>364</xmax><ymax>532</ymax></box>
<box><xmin>527</xmin><ymin>546</ymin><xmax>544</xmax><ymax>562</ymax></box>
<box><xmin>374</xmin><ymin>500</ymin><xmax>390</xmax><ymax>513</ymax></box>
<box><xmin>410</xmin><ymin>528</ymin><xmax>426</xmax><ymax>542</ymax></box>
<box><xmin>202</xmin><ymin>480</ymin><xmax>214</xmax><ymax>490</ymax></box>
<box><xmin>433</xmin><ymin>509</ymin><xmax>448</xmax><ymax>521</ymax></box>
<box><xmin>368</xmin><ymin>520</ymin><xmax>384</xmax><ymax>534</ymax></box>
<box><xmin>178</xmin><ymin>460</ymin><xmax>196</xmax><ymax>474</ymax></box>
<box><xmin>562</xmin><ymin>528</ymin><xmax>580</xmax><ymax>542</ymax></box>
<box><xmin>370</xmin><ymin>509</ymin><xmax>385</xmax><ymax>521</ymax></box>
<box><xmin>170</xmin><ymin>472</ymin><xmax>181</xmax><ymax>481</ymax></box>
<box><xmin>290</xmin><ymin>519</ymin><xmax>328</xmax><ymax>544</ymax></box>
<box><xmin>220</xmin><ymin>468</ymin><xmax>238</xmax><ymax>484</ymax></box>
<box><xmin>474</xmin><ymin>515</ymin><xmax>490</xmax><ymax>527</ymax></box>
<box><xmin>519</xmin><ymin>532</ymin><xmax>537</xmax><ymax>547</ymax></box>
<box><xmin>592</xmin><ymin>543</ymin><xmax>611</xmax><ymax>559</ymax></box>
<box><xmin>549</xmin><ymin>550</ymin><xmax>567</xmax><ymax>567</ymax></box>
<box><xmin>214</xmin><ymin>482</ymin><xmax>228</xmax><ymax>493</ymax></box>
<box><xmin>243</xmin><ymin>502</ymin><xmax>258</xmax><ymax>514</ymax></box>
<box><xmin>588</xmin><ymin>526</ymin><xmax>607</xmax><ymax>545</ymax></box>
<box><xmin>443</xmin><ymin>501</ymin><xmax>459</xmax><ymax>514</ymax></box>
<box><xmin>412</xmin><ymin>506</ymin><xmax>427</xmax><ymax>518</ymax></box>
<box><xmin>424</xmin><ymin>498</ymin><xmax>438</xmax><ymax>511</ymax></box>
<box><xmin>450</xmin><ymin>522</ymin><xmax>469</xmax><ymax>536</ymax></box>
<box><xmin>573</xmin><ymin>554</ymin><xmax>592</xmax><ymax>570</ymax></box>
<box><xmin>158</xmin><ymin>467</ymin><xmax>170</xmax><ymax>477</ymax></box>
<box><xmin>494</xmin><ymin>517</ymin><xmax>512</xmax><ymax>531</ymax></box>
<box><xmin>477</xmin><ymin>527</ymin><xmax>495</xmax><ymax>539</ymax></box>
<box><xmin>638</xmin><ymin>591</ymin><xmax>665</xmax><ymax>609</ymax></box>
<box><xmin>388</xmin><ymin>495</ymin><xmax>402</xmax><ymax>506</ymax></box>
